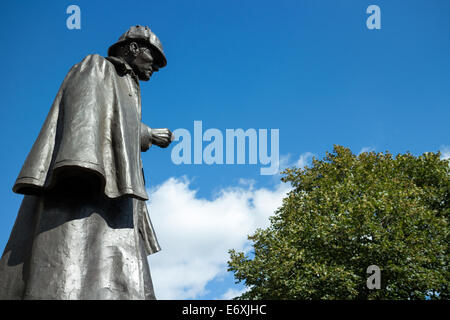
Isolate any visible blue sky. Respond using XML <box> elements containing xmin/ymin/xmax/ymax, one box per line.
<box><xmin>0</xmin><ymin>0</ymin><xmax>449</xmax><ymax>299</ymax></box>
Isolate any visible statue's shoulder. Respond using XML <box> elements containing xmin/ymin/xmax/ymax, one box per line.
<box><xmin>79</xmin><ymin>53</ymin><xmax>107</xmax><ymax>63</ymax></box>
<box><xmin>68</xmin><ymin>54</ymin><xmax>114</xmax><ymax>76</ymax></box>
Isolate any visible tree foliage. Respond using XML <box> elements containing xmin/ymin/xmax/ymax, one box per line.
<box><xmin>228</xmin><ymin>146</ymin><xmax>449</xmax><ymax>299</ymax></box>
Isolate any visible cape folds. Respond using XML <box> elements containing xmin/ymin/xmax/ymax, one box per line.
<box><xmin>13</xmin><ymin>54</ymin><xmax>150</xmax><ymax>201</ymax></box>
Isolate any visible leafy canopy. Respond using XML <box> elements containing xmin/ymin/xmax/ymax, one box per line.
<box><xmin>228</xmin><ymin>146</ymin><xmax>449</xmax><ymax>299</ymax></box>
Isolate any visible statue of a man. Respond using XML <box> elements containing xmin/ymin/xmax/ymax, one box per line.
<box><xmin>0</xmin><ymin>25</ymin><xmax>173</xmax><ymax>299</ymax></box>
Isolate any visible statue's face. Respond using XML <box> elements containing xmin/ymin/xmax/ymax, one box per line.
<box><xmin>128</xmin><ymin>42</ymin><xmax>160</xmax><ymax>81</ymax></box>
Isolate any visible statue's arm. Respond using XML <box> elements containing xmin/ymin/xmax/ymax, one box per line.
<box><xmin>140</xmin><ymin>123</ymin><xmax>174</xmax><ymax>151</ymax></box>
<box><xmin>140</xmin><ymin>123</ymin><xmax>153</xmax><ymax>152</ymax></box>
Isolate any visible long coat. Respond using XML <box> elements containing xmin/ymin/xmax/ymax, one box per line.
<box><xmin>0</xmin><ymin>54</ymin><xmax>160</xmax><ymax>299</ymax></box>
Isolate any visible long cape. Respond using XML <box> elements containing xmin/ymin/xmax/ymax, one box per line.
<box><xmin>11</xmin><ymin>54</ymin><xmax>159</xmax><ymax>256</ymax></box>
<box><xmin>13</xmin><ymin>54</ymin><xmax>149</xmax><ymax>201</ymax></box>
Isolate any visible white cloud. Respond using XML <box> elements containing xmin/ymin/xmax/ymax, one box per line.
<box><xmin>358</xmin><ymin>146</ymin><xmax>375</xmax><ymax>155</ymax></box>
<box><xmin>220</xmin><ymin>287</ymin><xmax>248</xmax><ymax>300</ymax></box>
<box><xmin>275</xmin><ymin>152</ymin><xmax>316</xmax><ymax>173</ymax></box>
<box><xmin>278</xmin><ymin>153</ymin><xmax>293</xmax><ymax>170</ymax></box>
<box><xmin>146</xmin><ymin>176</ymin><xmax>291</xmax><ymax>299</ymax></box>
<box><xmin>440</xmin><ymin>145</ymin><xmax>450</xmax><ymax>160</ymax></box>
<box><xmin>296</xmin><ymin>152</ymin><xmax>315</xmax><ymax>169</ymax></box>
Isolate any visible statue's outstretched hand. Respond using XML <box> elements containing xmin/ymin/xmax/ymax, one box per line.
<box><xmin>151</xmin><ymin>128</ymin><xmax>174</xmax><ymax>148</ymax></box>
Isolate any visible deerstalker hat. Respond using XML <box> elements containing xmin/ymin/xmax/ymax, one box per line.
<box><xmin>108</xmin><ymin>25</ymin><xmax>167</xmax><ymax>68</ymax></box>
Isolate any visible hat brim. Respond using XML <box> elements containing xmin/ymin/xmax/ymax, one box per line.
<box><xmin>107</xmin><ymin>40</ymin><xmax>167</xmax><ymax>68</ymax></box>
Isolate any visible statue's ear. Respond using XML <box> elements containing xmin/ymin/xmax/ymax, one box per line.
<box><xmin>129</xmin><ymin>42</ymin><xmax>139</xmax><ymax>56</ymax></box>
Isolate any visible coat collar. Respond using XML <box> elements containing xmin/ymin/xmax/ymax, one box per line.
<box><xmin>106</xmin><ymin>56</ymin><xmax>139</xmax><ymax>82</ymax></box>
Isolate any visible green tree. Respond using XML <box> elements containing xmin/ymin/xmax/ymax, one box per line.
<box><xmin>228</xmin><ymin>146</ymin><xmax>449</xmax><ymax>299</ymax></box>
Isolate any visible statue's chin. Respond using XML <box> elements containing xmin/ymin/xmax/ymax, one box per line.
<box><xmin>138</xmin><ymin>72</ymin><xmax>152</xmax><ymax>81</ymax></box>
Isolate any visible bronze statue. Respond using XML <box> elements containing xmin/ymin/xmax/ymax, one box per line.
<box><xmin>0</xmin><ymin>25</ymin><xmax>173</xmax><ymax>299</ymax></box>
